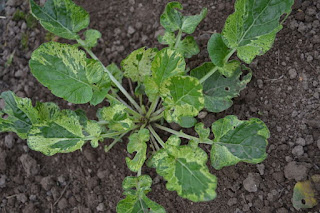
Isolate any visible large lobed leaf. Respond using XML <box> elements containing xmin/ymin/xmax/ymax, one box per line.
<box><xmin>117</xmin><ymin>175</ymin><xmax>166</xmax><ymax>213</ymax></box>
<box><xmin>125</xmin><ymin>129</ymin><xmax>150</xmax><ymax>172</ymax></box>
<box><xmin>0</xmin><ymin>91</ymin><xmax>102</xmax><ymax>155</ymax></box>
<box><xmin>148</xmin><ymin>136</ymin><xmax>217</xmax><ymax>202</ymax></box>
<box><xmin>221</xmin><ymin>0</ymin><xmax>294</xmax><ymax>63</ymax></box>
<box><xmin>30</xmin><ymin>0</ymin><xmax>89</xmax><ymax>40</ymax></box>
<box><xmin>191</xmin><ymin>62</ymin><xmax>251</xmax><ymax>113</ymax></box>
<box><xmin>211</xmin><ymin>115</ymin><xmax>270</xmax><ymax>170</ymax></box>
<box><xmin>29</xmin><ymin>42</ymin><xmax>111</xmax><ymax>105</ymax></box>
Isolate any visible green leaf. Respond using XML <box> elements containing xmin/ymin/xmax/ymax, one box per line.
<box><xmin>158</xmin><ymin>31</ymin><xmax>176</xmax><ymax>46</ymax></box>
<box><xmin>222</xmin><ymin>0</ymin><xmax>294</xmax><ymax>63</ymax></box>
<box><xmin>195</xmin><ymin>123</ymin><xmax>211</xmax><ymax>144</ymax></box>
<box><xmin>90</xmin><ymin>73</ymin><xmax>111</xmax><ymax>106</ymax></box>
<box><xmin>177</xmin><ymin>116</ymin><xmax>197</xmax><ymax>128</ymax></box>
<box><xmin>161</xmin><ymin>76</ymin><xmax>204</xmax><ymax>123</ymax></box>
<box><xmin>160</xmin><ymin>2</ymin><xmax>207</xmax><ymax>34</ymax></box>
<box><xmin>125</xmin><ymin>129</ymin><xmax>150</xmax><ymax>172</ymax></box>
<box><xmin>27</xmin><ymin>110</ymin><xmax>85</xmax><ymax>156</ymax></box>
<box><xmin>177</xmin><ymin>36</ymin><xmax>200</xmax><ymax>58</ymax></box>
<box><xmin>97</xmin><ymin>104</ymin><xmax>134</xmax><ymax>132</ymax></box>
<box><xmin>83</xmin><ymin>29</ymin><xmax>101</xmax><ymax>48</ymax></box>
<box><xmin>117</xmin><ymin>175</ymin><xmax>166</xmax><ymax>213</ymax></box>
<box><xmin>30</xmin><ymin>0</ymin><xmax>89</xmax><ymax>40</ymax></box>
<box><xmin>0</xmin><ymin>91</ymin><xmax>40</xmax><ymax>139</ymax></box>
<box><xmin>180</xmin><ymin>7</ymin><xmax>207</xmax><ymax>34</ymax></box>
<box><xmin>211</xmin><ymin>115</ymin><xmax>270</xmax><ymax>170</ymax></box>
<box><xmin>207</xmin><ymin>33</ymin><xmax>231</xmax><ymax>67</ymax></box>
<box><xmin>121</xmin><ymin>47</ymin><xmax>158</xmax><ymax>83</ymax></box>
<box><xmin>148</xmin><ymin>136</ymin><xmax>217</xmax><ymax>202</ymax></box>
<box><xmin>29</xmin><ymin>42</ymin><xmax>111</xmax><ymax>104</ymax></box>
<box><xmin>145</xmin><ymin>48</ymin><xmax>185</xmax><ymax>101</ymax></box>
<box><xmin>191</xmin><ymin>62</ymin><xmax>252</xmax><ymax>113</ymax></box>
<box><xmin>292</xmin><ymin>180</ymin><xmax>318</xmax><ymax>210</ymax></box>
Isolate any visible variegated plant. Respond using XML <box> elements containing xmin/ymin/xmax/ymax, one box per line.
<box><xmin>0</xmin><ymin>0</ymin><xmax>294</xmax><ymax>212</ymax></box>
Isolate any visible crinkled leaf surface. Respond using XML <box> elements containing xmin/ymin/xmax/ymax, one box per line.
<box><xmin>191</xmin><ymin>62</ymin><xmax>252</xmax><ymax>113</ymax></box>
<box><xmin>161</xmin><ymin>76</ymin><xmax>204</xmax><ymax>123</ymax></box>
<box><xmin>117</xmin><ymin>175</ymin><xmax>166</xmax><ymax>213</ymax></box>
<box><xmin>97</xmin><ymin>104</ymin><xmax>134</xmax><ymax>132</ymax></box>
<box><xmin>211</xmin><ymin>115</ymin><xmax>269</xmax><ymax>170</ymax></box>
<box><xmin>30</xmin><ymin>0</ymin><xmax>89</xmax><ymax>40</ymax></box>
<box><xmin>292</xmin><ymin>180</ymin><xmax>318</xmax><ymax>210</ymax></box>
<box><xmin>160</xmin><ymin>2</ymin><xmax>207</xmax><ymax>34</ymax></box>
<box><xmin>148</xmin><ymin>136</ymin><xmax>217</xmax><ymax>202</ymax></box>
<box><xmin>177</xmin><ymin>36</ymin><xmax>200</xmax><ymax>58</ymax></box>
<box><xmin>83</xmin><ymin>29</ymin><xmax>101</xmax><ymax>48</ymax></box>
<box><xmin>207</xmin><ymin>33</ymin><xmax>231</xmax><ymax>67</ymax></box>
<box><xmin>0</xmin><ymin>91</ymin><xmax>40</xmax><ymax>139</ymax></box>
<box><xmin>83</xmin><ymin>120</ymin><xmax>102</xmax><ymax>148</ymax></box>
<box><xmin>145</xmin><ymin>48</ymin><xmax>185</xmax><ymax>101</ymax></box>
<box><xmin>29</xmin><ymin>42</ymin><xmax>110</xmax><ymax>104</ymax></box>
<box><xmin>121</xmin><ymin>47</ymin><xmax>158</xmax><ymax>83</ymax></box>
<box><xmin>222</xmin><ymin>0</ymin><xmax>294</xmax><ymax>63</ymax></box>
<box><xmin>125</xmin><ymin>129</ymin><xmax>150</xmax><ymax>172</ymax></box>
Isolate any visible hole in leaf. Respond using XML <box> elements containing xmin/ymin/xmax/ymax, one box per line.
<box><xmin>222</xmin><ymin>75</ymin><xmax>227</xmax><ymax>79</ymax></box>
<box><xmin>1</xmin><ymin>113</ymin><xmax>8</xmax><ymax>119</ymax></box>
<box><xmin>225</xmin><ymin>87</ymin><xmax>230</xmax><ymax>91</ymax></box>
<box><xmin>301</xmin><ymin>199</ymin><xmax>306</xmax><ymax>205</ymax></box>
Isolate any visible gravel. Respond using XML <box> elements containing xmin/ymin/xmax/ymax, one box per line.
<box><xmin>243</xmin><ymin>173</ymin><xmax>260</xmax><ymax>192</ymax></box>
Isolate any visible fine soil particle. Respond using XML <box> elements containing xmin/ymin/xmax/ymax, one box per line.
<box><xmin>1</xmin><ymin>0</ymin><xmax>320</xmax><ymax>212</ymax></box>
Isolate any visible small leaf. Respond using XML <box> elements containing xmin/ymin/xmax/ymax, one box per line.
<box><xmin>84</xmin><ymin>120</ymin><xmax>102</xmax><ymax>148</ymax></box>
<box><xmin>29</xmin><ymin>42</ymin><xmax>112</xmax><ymax>104</ymax></box>
<box><xmin>0</xmin><ymin>91</ymin><xmax>40</xmax><ymax>139</ymax></box>
<box><xmin>83</xmin><ymin>29</ymin><xmax>101</xmax><ymax>48</ymax></box>
<box><xmin>30</xmin><ymin>0</ymin><xmax>89</xmax><ymax>40</ymax></box>
<box><xmin>160</xmin><ymin>2</ymin><xmax>207</xmax><ymax>34</ymax></box>
<box><xmin>177</xmin><ymin>36</ymin><xmax>200</xmax><ymax>58</ymax></box>
<box><xmin>161</xmin><ymin>76</ymin><xmax>204</xmax><ymax>123</ymax></box>
<box><xmin>121</xmin><ymin>47</ymin><xmax>158</xmax><ymax>83</ymax></box>
<box><xmin>27</xmin><ymin>110</ymin><xmax>85</xmax><ymax>156</ymax></box>
<box><xmin>222</xmin><ymin>0</ymin><xmax>294</xmax><ymax>63</ymax></box>
<box><xmin>160</xmin><ymin>2</ymin><xmax>183</xmax><ymax>32</ymax></box>
<box><xmin>211</xmin><ymin>115</ymin><xmax>270</xmax><ymax>170</ymax></box>
<box><xmin>97</xmin><ymin>104</ymin><xmax>134</xmax><ymax>132</ymax></box>
<box><xmin>181</xmin><ymin>7</ymin><xmax>207</xmax><ymax>34</ymax></box>
<box><xmin>125</xmin><ymin>129</ymin><xmax>150</xmax><ymax>172</ymax></box>
<box><xmin>145</xmin><ymin>48</ymin><xmax>185</xmax><ymax>101</ymax></box>
<box><xmin>90</xmin><ymin>73</ymin><xmax>111</xmax><ymax>106</ymax></box>
<box><xmin>195</xmin><ymin>123</ymin><xmax>211</xmax><ymax>143</ymax></box>
<box><xmin>117</xmin><ymin>175</ymin><xmax>166</xmax><ymax>213</ymax></box>
<box><xmin>148</xmin><ymin>136</ymin><xmax>217</xmax><ymax>202</ymax></box>
<box><xmin>207</xmin><ymin>33</ymin><xmax>231</xmax><ymax>67</ymax></box>
<box><xmin>191</xmin><ymin>62</ymin><xmax>252</xmax><ymax>113</ymax></box>
<box><xmin>158</xmin><ymin>31</ymin><xmax>176</xmax><ymax>46</ymax></box>
<box><xmin>292</xmin><ymin>180</ymin><xmax>318</xmax><ymax>210</ymax></box>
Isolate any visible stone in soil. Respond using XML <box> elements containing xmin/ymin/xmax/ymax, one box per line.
<box><xmin>284</xmin><ymin>161</ymin><xmax>308</xmax><ymax>181</ymax></box>
<box><xmin>243</xmin><ymin>173</ymin><xmax>260</xmax><ymax>192</ymax></box>
<box><xmin>19</xmin><ymin>154</ymin><xmax>39</xmax><ymax>177</ymax></box>
<box><xmin>40</xmin><ymin>176</ymin><xmax>54</xmax><ymax>191</ymax></box>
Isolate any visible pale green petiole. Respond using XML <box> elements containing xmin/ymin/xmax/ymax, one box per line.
<box><xmin>149</xmin><ymin>112</ymin><xmax>164</xmax><ymax>122</ymax></box>
<box><xmin>106</xmin><ymin>94</ymin><xmax>142</xmax><ymax>119</ymax></box>
<box><xmin>146</xmin><ymin>97</ymin><xmax>160</xmax><ymax>118</ymax></box>
<box><xmin>153</xmin><ymin>123</ymin><xmax>198</xmax><ymax>141</ymax></box>
<box><xmin>174</xmin><ymin>30</ymin><xmax>182</xmax><ymax>49</ymax></box>
<box><xmin>104</xmin><ymin>132</ymin><xmax>127</xmax><ymax>153</ymax></box>
<box><xmin>77</xmin><ymin>39</ymin><xmax>143</xmax><ymax>114</ymax></box>
<box><xmin>147</xmin><ymin>126</ymin><xmax>165</xmax><ymax>148</ymax></box>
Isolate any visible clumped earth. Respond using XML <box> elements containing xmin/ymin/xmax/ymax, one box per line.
<box><xmin>1</xmin><ymin>0</ymin><xmax>320</xmax><ymax>212</ymax></box>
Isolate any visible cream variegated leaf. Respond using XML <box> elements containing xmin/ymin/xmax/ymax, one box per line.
<box><xmin>30</xmin><ymin>0</ymin><xmax>89</xmax><ymax>40</ymax></box>
<box><xmin>125</xmin><ymin>129</ymin><xmax>150</xmax><ymax>172</ymax></box>
<box><xmin>117</xmin><ymin>175</ymin><xmax>166</xmax><ymax>213</ymax></box>
<box><xmin>161</xmin><ymin>76</ymin><xmax>204</xmax><ymax>123</ymax></box>
<box><xmin>148</xmin><ymin>136</ymin><xmax>217</xmax><ymax>202</ymax></box>
<box><xmin>211</xmin><ymin>115</ymin><xmax>270</xmax><ymax>170</ymax></box>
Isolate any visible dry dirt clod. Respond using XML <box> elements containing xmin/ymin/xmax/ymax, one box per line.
<box><xmin>243</xmin><ymin>173</ymin><xmax>260</xmax><ymax>192</ymax></box>
<box><xmin>284</xmin><ymin>161</ymin><xmax>308</xmax><ymax>181</ymax></box>
<box><xmin>19</xmin><ymin>154</ymin><xmax>39</xmax><ymax>177</ymax></box>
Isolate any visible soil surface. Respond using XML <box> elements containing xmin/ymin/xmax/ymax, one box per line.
<box><xmin>1</xmin><ymin>0</ymin><xmax>320</xmax><ymax>212</ymax></box>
